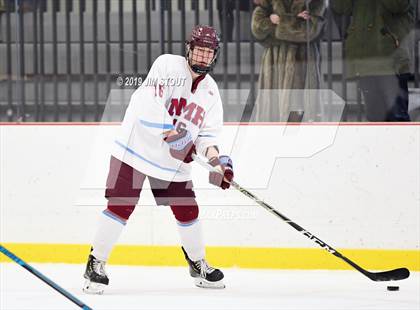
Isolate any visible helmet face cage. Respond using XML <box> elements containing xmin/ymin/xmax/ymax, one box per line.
<box><xmin>185</xmin><ymin>25</ymin><xmax>220</xmax><ymax>75</ymax></box>
<box><xmin>185</xmin><ymin>44</ymin><xmax>219</xmax><ymax>74</ymax></box>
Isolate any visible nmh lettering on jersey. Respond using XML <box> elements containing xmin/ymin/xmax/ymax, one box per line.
<box><xmin>168</xmin><ymin>97</ymin><xmax>205</xmax><ymax>128</ymax></box>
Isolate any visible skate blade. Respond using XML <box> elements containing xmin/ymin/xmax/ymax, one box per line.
<box><xmin>83</xmin><ymin>279</ymin><xmax>106</xmax><ymax>295</ymax></box>
<box><xmin>194</xmin><ymin>278</ymin><xmax>225</xmax><ymax>289</ymax></box>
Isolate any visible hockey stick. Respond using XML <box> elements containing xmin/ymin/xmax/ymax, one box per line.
<box><xmin>0</xmin><ymin>245</ymin><xmax>92</xmax><ymax>310</ymax></box>
<box><xmin>192</xmin><ymin>154</ymin><xmax>410</xmax><ymax>282</ymax></box>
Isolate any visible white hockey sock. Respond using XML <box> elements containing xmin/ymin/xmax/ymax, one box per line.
<box><xmin>91</xmin><ymin>209</ymin><xmax>126</xmax><ymax>262</ymax></box>
<box><xmin>176</xmin><ymin>218</ymin><xmax>205</xmax><ymax>262</ymax></box>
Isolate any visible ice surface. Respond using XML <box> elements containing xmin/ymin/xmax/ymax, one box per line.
<box><xmin>1</xmin><ymin>263</ymin><xmax>419</xmax><ymax>310</ymax></box>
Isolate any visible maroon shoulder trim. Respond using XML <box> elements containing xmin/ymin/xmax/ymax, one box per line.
<box><xmin>191</xmin><ymin>74</ymin><xmax>206</xmax><ymax>93</ymax></box>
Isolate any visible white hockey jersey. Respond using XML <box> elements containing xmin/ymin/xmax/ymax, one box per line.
<box><xmin>111</xmin><ymin>54</ymin><xmax>223</xmax><ymax>182</ymax></box>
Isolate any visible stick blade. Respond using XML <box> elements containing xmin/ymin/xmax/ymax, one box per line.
<box><xmin>368</xmin><ymin>268</ymin><xmax>410</xmax><ymax>281</ymax></box>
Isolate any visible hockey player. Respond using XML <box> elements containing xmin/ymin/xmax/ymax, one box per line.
<box><xmin>83</xmin><ymin>25</ymin><xmax>234</xmax><ymax>294</ymax></box>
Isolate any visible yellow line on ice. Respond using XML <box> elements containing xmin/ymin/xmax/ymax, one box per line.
<box><xmin>0</xmin><ymin>243</ymin><xmax>418</xmax><ymax>271</ymax></box>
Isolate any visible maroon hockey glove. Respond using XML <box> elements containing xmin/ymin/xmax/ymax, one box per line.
<box><xmin>165</xmin><ymin>130</ymin><xmax>196</xmax><ymax>163</ymax></box>
<box><xmin>208</xmin><ymin>155</ymin><xmax>234</xmax><ymax>190</ymax></box>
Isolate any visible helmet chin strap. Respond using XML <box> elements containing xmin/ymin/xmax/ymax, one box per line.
<box><xmin>190</xmin><ymin>63</ymin><xmax>211</xmax><ymax>75</ymax></box>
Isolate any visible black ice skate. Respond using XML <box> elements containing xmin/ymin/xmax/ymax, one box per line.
<box><xmin>83</xmin><ymin>254</ymin><xmax>109</xmax><ymax>295</ymax></box>
<box><xmin>182</xmin><ymin>247</ymin><xmax>225</xmax><ymax>289</ymax></box>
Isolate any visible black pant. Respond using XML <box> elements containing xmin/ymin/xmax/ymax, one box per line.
<box><xmin>217</xmin><ymin>0</ymin><xmax>252</xmax><ymax>42</ymax></box>
<box><xmin>359</xmin><ymin>74</ymin><xmax>410</xmax><ymax>122</ymax></box>
<box><xmin>217</xmin><ymin>0</ymin><xmax>235</xmax><ymax>41</ymax></box>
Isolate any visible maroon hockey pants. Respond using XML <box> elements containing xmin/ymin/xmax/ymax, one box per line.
<box><xmin>104</xmin><ymin>156</ymin><xmax>199</xmax><ymax>223</ymax></box>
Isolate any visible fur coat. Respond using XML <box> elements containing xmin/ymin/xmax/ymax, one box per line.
<box><xmin>251</xmin><ymin>0</ymin><xmax>326</xmax><ymax>121</ymax></box>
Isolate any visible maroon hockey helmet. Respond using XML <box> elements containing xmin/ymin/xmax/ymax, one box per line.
<box><xmin>185</xmin><ymin>25</ymin><xmax>220</xmax><ymax>74</ymax></box>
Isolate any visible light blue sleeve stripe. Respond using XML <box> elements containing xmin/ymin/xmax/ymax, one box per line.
<box><xmin>115</xmin><ymin>140</ymin><xmax>179</xmax><ymax>173</ymax></box>
<box><xmin>139</xmin><ymin>119</ymin><xmax>174</xmax><ymax>130</ymax></box>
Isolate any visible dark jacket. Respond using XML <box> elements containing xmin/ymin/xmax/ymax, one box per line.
<box><xmin>331</xmin><ymin>0</ymin><xmax>416</xmax><ymax>78</ymax></box>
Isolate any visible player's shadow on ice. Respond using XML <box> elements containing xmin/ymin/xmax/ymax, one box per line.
<box><xmin>103</xmin><ymin>287</ymin><xmax>226</xmax><ymax>296</ymax></box>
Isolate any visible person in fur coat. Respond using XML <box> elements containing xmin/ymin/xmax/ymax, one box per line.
<box><xmin>251</xmin><ymin>0</ymin><xmax>326</xmax><ymax>121</ymax></box>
